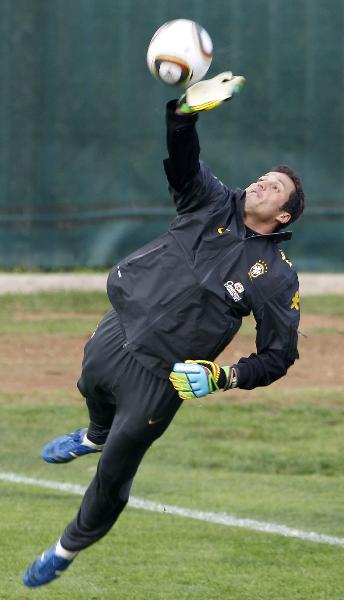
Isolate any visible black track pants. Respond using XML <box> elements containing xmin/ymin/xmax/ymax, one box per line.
<box><xmin>60</xmin><ymin>308</ymin><xmax>182</xmax><ymax>551</ymax></box>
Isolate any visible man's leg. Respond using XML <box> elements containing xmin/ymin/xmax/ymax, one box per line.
<box><xmin>24</xmin><ymin>349</ymin><xmax>181</xmax><ymax>587</ymax></box>
<box><xmin>42</xmin><ymin>308</ymin><xmax>122</xmax><ymax>464</ymax></box>
<box><xmin>24</xmin><ymin>346</ymin><xmax>182</xmax><ymax>587</ymax></box>
<box><xmin>61</xmin><ymin>356</ymin><xmax>182</xmax><ymax>550</ymax></box>
<box><xmin>83</xmin><ymin>388</ymin><xmax>116</xmax><ymax>446</ymax></box>
<box><xmin>23</xmin><ymin>427</ymin><xmax>151</xmax><ymax>588</ymax></box>
<box><xmin>41</xmin><ymin>388</ymin><xmax>116</xmax><ymax>463</ymax></box>
<box><xmin>61</xmin><ymin>428</ymin><xmax>150</xmax><ymax>549</ymax></box>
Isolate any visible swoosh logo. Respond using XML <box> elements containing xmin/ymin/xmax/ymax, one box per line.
<box><xmin>148</xmin><ymin>417</ymin><xmax>164</xmax><ymax>426</ymax></box>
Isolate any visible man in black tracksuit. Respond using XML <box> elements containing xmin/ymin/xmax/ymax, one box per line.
<box><xmin>24</xmin><ymin>91</ymin><xmax>305</xmax><ymax>587</ymax></box>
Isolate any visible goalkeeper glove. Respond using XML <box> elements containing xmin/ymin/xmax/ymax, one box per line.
<box><xmin>177</xmin><ymin>71</ymin><xmax>245</xmax><ymax>114</ymax></box>
<box><xmin>169</xmin><ymin>359</ymin><xmax>238</xmax><ymax>400</ymax></box>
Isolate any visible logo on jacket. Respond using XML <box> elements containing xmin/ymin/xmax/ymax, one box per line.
<box><xmin>279</xmin><ymin>249</ymin><xmax>292</xmax><ymax>268</ymax></box>
<box><xmin>224</xmin><ymin>281</ymin><xmax>244</xmax><ymax>302</ymax></box>
<box><xmin>248</xmin><ymin>260</ymin><xmax>268</xmax><ymax>280</ymax></box>
<box><xmin>217</xmin><ymin>227</ymin><xmax>231</xmax><ymax>235</ymax></box>
<box><xmin>233</xmin><ymin>281</ymin><xmax>244</xmax><ymax>293</ymax></box>
<box><xmin>291</xmin><ymin>290</ymin><xmax>300</xmax><ymax>310</ymax></box>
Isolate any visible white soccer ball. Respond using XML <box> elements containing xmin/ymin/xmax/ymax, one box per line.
<box><xmin>147</xmin><ymin>19</ymin><xmax>213</xmax><ymax>87</ymax></box>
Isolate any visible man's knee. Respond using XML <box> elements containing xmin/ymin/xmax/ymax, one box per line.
<box><xmin>119</xmin><ymin>478</ymin><xmax>134</xmax><ymax>503</ymax></box>
<box><xmin>77</xmin><ymin>375</ymin><xmax>87</xmax><ymax>398</ymax></box>
<box><xmin>94</xmin><ymin>459</ymin><xmax>134</xmax><ymax>506</ymax></box>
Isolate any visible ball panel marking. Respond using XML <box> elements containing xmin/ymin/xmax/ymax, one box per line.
<box><xmin>154</xmin><ymin>56</ymin><xmax>192</xmax><ymax>85</ymax></box>
<box><xmin>147</xmin><ymin>19</ymin><xmax>213</xmax><ymax>87</ymax></box>
<box><xmin>194</xmin><ymin>23</ymin><xmax>213</xmax><ymax>58</ymax></box>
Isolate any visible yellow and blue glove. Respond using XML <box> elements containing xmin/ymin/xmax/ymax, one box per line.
<box><xmin>169</xmin><ymin>360</ymin><xmax>238</xmax><ymax>400</ymax></box>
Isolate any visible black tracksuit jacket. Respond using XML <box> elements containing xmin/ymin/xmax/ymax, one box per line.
<box><xmin>107</xmin><ymin>101</ymin><xmax>300</xmax><ymax>389</ymax></box>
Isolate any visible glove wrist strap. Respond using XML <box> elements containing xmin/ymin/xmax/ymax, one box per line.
<box><xmin>221</xmin><ymin>366</ymin><xmax>238</xmax><ymax>390</ymax></box>
<box><xmin>177</xmin><ymin>94</ymin><xmax>196</xmax><ymax>114</ymax></box>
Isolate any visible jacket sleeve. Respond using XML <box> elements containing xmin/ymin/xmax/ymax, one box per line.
<box><xmin>163</xmin><ymin>100</ymin><xmax>230</xmax><ymax>214</ymax></box>
<box><xmin>163</xmin><ymin>99</ymin><xmax>200</xmax><ymax>191</ymax></box>
<box><xmin>233</xmin><ymin>277</ymin><xmax>300</xmax><ymax>389</ymax></box>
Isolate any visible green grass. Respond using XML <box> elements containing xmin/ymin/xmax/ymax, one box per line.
<box><xmin>301</xmin><ymin>295</ymin><xmax>344</xmax><ymax>317</ymax></box>
<box><xmin>0</xmin><ymin>290</ymin><xmax>109</xmax><ymax>313</ymax></box>
<box><xmin>0</xmin><ymin>291</ymin><xmax>342</xmax><ymax>337</ymax></box>
<box><xmin>1</xmin><ymin>388</ymin><xmax>344</xmax><ymax>598</ymax></box>
<box><xmin>2</xmin><ymin>482</ymin><xmax>344</xmax><ymax>600</ymax></box>
<box><xmin>2</xmin><ymin>480</ymin><xmax>343</xmax><ymax>600</ymax></box>
<box><xmin>0</xmin><ymin>291</ymin><xmax>110</xmax><ymax>335</ymax></box>
<box><xmin>0</xmin><ymin>291</ymin><xmax>343</xmax><ymax>598</ymax></box>
<box><xmin>1</xmin><ymin>291</ymin><xmax>343</xmax><ymax>315</ymax></box>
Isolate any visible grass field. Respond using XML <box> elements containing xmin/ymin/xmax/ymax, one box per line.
<box><xmin>0</xmin><ymin>292</ymin><xmax>343</xmax><ymax>599</ymax></box>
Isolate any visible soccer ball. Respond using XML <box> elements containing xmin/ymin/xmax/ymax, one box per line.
<box><xmin>147</xmin><ymin>19</ymin><xmax>213</xmax><ymax>87</ymax></box>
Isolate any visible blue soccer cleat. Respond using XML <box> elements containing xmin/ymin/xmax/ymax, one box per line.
<box><xmin>41</xmin><ymin>428</ymin><xmax>103</xmax><ymax>464</ymax></box>
<box><xmin>23</xmin><ymin>543</ymin><xmax>74</xmax><ymax>588</ymax></box>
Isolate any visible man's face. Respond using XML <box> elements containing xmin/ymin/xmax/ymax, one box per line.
<box><xmin>244</xmin><ymin>171</ymin><xmax>296</xmax><ymax>228</ymax></box>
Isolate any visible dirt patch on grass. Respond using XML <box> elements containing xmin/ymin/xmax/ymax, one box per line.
<box><xmin>219</xmin><ymin>333</ymin><xmax>344</xmax><ymax>389</ymax></box>
<box><xmin>0</xmin><ymin>335</ymin><xmax>86</xmax><ymax>393</ymax></box>
<box><xmin>0</xmin><ymin>314</ymin><xmax>343</xmax><ymax>393</ymax></box>
<box><xmin>300</xmin><ymin>313</ymin><xmax>344</xmax><ymax>334</ymax></box>
<box><xmin>219</xmin><ymin>313</ymin><xmax>344</xmax><ymax>389</ymax></box>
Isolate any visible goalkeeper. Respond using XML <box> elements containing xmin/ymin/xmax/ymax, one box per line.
<box><xmin>23</xmin><ymin>72</ymin><xmax>305</xmax><ymax>588</ymax></box>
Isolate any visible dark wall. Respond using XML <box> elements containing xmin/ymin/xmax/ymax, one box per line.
<box><xmin>0</xmin><ymin>0</ymin><xmax>343</xmax><ymax>270</ymax></box>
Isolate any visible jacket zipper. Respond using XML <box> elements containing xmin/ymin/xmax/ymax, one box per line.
<box><xmin>125</xmin><ymin>243</ymin><xmax>166</xmax><ymax>266</ymax></box>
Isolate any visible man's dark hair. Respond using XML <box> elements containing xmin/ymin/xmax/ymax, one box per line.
<box><xmin>271</xmin><ymin>164</ymin><xmax>305</xmax><ymax>229</ymax></box>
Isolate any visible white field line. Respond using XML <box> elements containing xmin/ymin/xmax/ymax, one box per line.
<box><xmin>1</xmin><ymin>472</ymin><xmax>344</xmax><ymax>548</ymax></box>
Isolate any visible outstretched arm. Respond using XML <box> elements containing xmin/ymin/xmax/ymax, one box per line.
<box><xmin>233</xmin><ymin>280</ymin><xmax>300</xmax><ymax>389</ymax></box>
<box><xmin>169</xmin><ymin>280</ymin><xmax>300</xmax><ymax>399</ymax></box>
<box><xmin>164</xmin><ymin>72</ymin><xmax>245</xmax><ymax>192</ymax></box>
<box><xmin>164</xmin><ymin>100</ymin><xmax>200</xmax><ymax>192</ymax></box>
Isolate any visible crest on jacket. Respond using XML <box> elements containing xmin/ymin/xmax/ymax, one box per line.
<box><xmin>248</xmin><ymin>260</ymin><xmax>268</xmax><ymax>280</ymax></box>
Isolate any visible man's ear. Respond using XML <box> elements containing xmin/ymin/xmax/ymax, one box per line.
<box><xmin>276</xmin><ymin>212</ymin><xmax>291</xmax><ymax>225</ymax></box>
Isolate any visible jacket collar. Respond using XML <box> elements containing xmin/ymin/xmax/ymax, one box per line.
<box><xmin>246</xmin><ymin>229</ymin><xmax>293</xmax><ymax>242</ymax></box>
